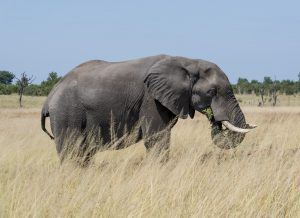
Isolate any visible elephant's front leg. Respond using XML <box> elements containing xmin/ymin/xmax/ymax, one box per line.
<box><xmin>143</xmin><ymin>128</ymin><xmax>171</xmax><ymax>161</ymax></box>
<box><xmin>140</xmin><ymin>96</ymin><xmax>177</xmax><ymax>161</ymax></box>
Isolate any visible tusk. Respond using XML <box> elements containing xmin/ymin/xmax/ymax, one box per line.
<box><xmin>222</xmin><ymin>121</ymin><xmax>251</xmax><ymax>133</ymax></box>
<box><xmin>247</xmin><ymin>123</ymin><xmax>257</xmax><ymax>129</ymax></box>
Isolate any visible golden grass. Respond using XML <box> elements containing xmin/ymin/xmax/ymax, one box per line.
<box><xmin>0</xmin><ymin>94</ymin><xmax>46</xmax><ymax>109</ymax></box>
<box><xmin>0</xmin><ymin>95</ymin><xmax>300</xmax><ymax>217</ymax></box>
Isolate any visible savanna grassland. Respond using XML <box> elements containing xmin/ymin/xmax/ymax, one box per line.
<box><xmin>0</xmin><ymin>94</ymin><xmax>300</xmax><ymax>217</ymax></box>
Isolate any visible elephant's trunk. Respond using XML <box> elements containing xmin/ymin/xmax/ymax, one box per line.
<box><xmin>210</xmin><ymin>92</ymin><xmax>247</xmax><ymax>149</ymax></box>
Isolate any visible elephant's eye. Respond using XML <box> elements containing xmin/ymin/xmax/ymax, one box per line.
<box><xmin>207</xmin><ymin>88</ymin><xmax>216</xmax><ymax>96</ymax></box>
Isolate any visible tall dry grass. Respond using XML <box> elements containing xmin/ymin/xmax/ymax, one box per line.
<box><xmin>0</xmin><ymin>95</ymin><xmax>300</xmax><ymax>217</ymax></box>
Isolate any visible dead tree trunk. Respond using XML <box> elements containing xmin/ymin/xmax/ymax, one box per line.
<box><xmin>272</xmin><ymin>91</ymin><xmax>278</xmax><ymax>106</ymax></box>
<box><xmin>16</xmin><ymin>72</ymin><xmax>34</xmax><ymax>108</ymax></box>
<box><xmin>19</xmin><ymin>86</ymin><xmax>24</xmax><ymax>107</ymax></box>
<box><xmin>271</xmin><ymin>77</ymin><xmax>279</xmax><ymax>107</ymax></box>
<box><xmin>259</xmin><ymin>87</ymin><xmax>265</xmax><ymax>106</ymax></box>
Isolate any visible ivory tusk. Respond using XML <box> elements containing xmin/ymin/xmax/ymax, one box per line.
<box><xmin>247</xmin><ymin>123</ymin><xmax>257</xmax><ymax>129</ymax></box>
<box><xmin>222</xmin><ymin>121</ymin><xmax>251</xmax><ymax>133</ymax></box>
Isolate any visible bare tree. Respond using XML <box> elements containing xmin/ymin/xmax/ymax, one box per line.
<box><xmin>271</xmin><ymin>77</ymin><xmax>279</xmax><ymax>106</ymax></box>
<box><xmin>16</xmin><ymin>72</ymin><xmax>34</xmax><ymax>107</ymax></box>
<box><xmin>259</xmin><ymin>86</ymin><xmax>266</xmax><ymax>106</ymax></box>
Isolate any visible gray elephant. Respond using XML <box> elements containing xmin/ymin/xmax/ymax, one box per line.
<box><xmin>41</xmin><ymin>55</ymin><xmax>256</xmax><ymax>164</ymax></box>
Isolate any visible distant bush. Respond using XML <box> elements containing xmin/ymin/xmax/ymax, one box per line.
<box><xmin>39</xmin><ymin>72</ymin><xmax>61</xmax><ymax>95</ymax></box>
<box><xmin>24</xmin><ymin>84</ymin><xmax>44</xmax><ymax>96</ymax></box>
<box><xmin>0</xmin><ymin>71</ymin><xmax>15</xmax><ymax>85</ymax></box>
<box><xmin>0</xmin><ymin>84</ymin><xmax>18</xmax><ymax>95</ymax></box>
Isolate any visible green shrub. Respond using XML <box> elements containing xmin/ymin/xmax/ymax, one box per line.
<box><xmin>0</xmin><ymin>84</ymin><xmax>18</xmax><ymax>95</ymax></box>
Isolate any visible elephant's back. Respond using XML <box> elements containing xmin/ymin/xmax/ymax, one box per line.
<box><xmin>75</xmin><ymin>60</ymin><xmax>108</xmax><ymax>68</ymax></box>
<box><xmin>46</xmin><ymin>55</ymin><xmax>166</xmax><ymax>110</ymax></box>
<box><xmin>70</xmin><ymin>55</ymin><xmax>166</xmax><ymax>78</ymax></box>
<box><xmin>68</xmin><ymin>55</ymin><xmax>166</xmax><ymax>90</ymax></box>
<box><xmin>63</xmin><ymin>60</ymin><xmax>111</xmax><ymax>80</ymax></box>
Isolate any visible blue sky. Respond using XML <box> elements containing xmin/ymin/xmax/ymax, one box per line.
<box><xmin>1</xmin><ymin>0</ymin><xmax>299</xmax><ymax>83</ymax></box>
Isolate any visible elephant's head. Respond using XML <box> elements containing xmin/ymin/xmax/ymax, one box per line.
<box><xmin>144</xmin><ymin>56</ymin><xmax>256</xmax><ymax>149</ymax></box>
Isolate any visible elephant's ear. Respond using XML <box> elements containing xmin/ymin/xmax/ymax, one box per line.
<box><xmin>144</xmin><ymin>58</ymin><xmax>191</xmax><ymax>119</ymax></box>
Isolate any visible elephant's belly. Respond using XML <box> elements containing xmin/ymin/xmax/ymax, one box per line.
<box><xmin>85</xmin><ymin>106</ymin><xmax>142</xmax><ymax>148</ymax></box>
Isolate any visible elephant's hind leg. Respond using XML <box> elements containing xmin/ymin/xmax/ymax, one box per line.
<box><xmin>76</xmin><ymin>113</ymin><xmax>110</xmax><ymax>166</ymax></box>
<box><xmin>51</xmin><ymin>107</ymin><xmax>88</xmax><ymax>165</ymax></box>
<box><xmin>144</xmin><ymin>129</ymin><xmax>171</xmax><ymax>161</ymax></box>
<box><xmin>53</xmin><ymin>127</ymin><xmax>87</xmax><ymax>164</ymax></box>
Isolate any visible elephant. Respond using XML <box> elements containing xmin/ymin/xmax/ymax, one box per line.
<box><xmin>41</xmin><ymin>55</ymin><xmax>256</xmax><ymax>165</ymax></box>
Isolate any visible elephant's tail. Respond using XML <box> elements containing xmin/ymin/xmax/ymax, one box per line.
<box><xmin>41</xmin><ymin>104</ymin><xmax>54</xmax><ymax>140</ymax></box>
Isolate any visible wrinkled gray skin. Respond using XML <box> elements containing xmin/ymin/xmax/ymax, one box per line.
<box><xmin>41</xmin><ymin>55</ymin><xmax>247</xmax><ymax>164</ymax></box>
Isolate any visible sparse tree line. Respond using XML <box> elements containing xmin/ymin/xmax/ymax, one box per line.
<box><xmin>0</xmin><ymin>71</ymin><xmax>61</xmax><ymax>96</ymax></box>
<box><xmin>231</xmin><ymin>74</ymin><xmax>300</xmax><ymax>106</ymax></box>
<box><xmin>232</xmin><ymin>75</ymin><xmax>300</xmax><ymax>95</ymax></box>
<box><xmin>0</xmin><ymin>71</ymin><xmax>61</xmax><ymax>107</ymax></box>
<box><xmin>0</xmin><ymin>70</ymin><xmax>299</xmax><ymax>105</ymax></box>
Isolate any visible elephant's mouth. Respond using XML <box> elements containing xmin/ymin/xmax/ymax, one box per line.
<box><xmin>200</xmin><ymin>107</ymin><xmax>256</xmax><ymax>149</ymax></box>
